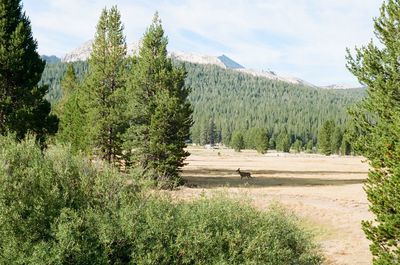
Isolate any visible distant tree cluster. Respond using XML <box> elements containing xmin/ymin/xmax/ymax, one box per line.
<box><xmin>39</xmin><ymin>61</ymin><xmax>88</xmax><ymax>104</ymax></box>
<box><xmin>317</xmin><ymin>120</ymin><xmax>353</xmax><ymax>156</ymax></box>
<box><xmin>184</xmin><ymin>63</ymin><xmax>364</xmax><ymax>150</ymax></box>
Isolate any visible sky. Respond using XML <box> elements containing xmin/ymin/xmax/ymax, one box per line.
<box><xmin>23</xmin><ymin>0</ymin><xmax>384</xmax><ymax>86</ymax></box>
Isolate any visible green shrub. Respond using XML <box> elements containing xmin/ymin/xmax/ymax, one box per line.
<box><xmin>0</xmin><ymin>135</ymin><xmax>322</xmax><ymax>264</ymax></box>
<box><xmin>121</xmin><ymin>197</ymin><xmax>323</xmax><ymax>265</ymax></box>
<box><xmin>0</xmin><ymin>135</ymin><xmax>138</xmax><ymax>264</ymax></box>
<box><xmin>231</xmin><ymin>131</ymin><xmax>245</xmax><ymax>152</ymax></box>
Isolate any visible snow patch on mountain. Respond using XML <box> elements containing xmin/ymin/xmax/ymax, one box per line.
<box><xmin>170</xmin><ymin>51</ymin><xmax>226</xmax><ymax>68</ymax></box>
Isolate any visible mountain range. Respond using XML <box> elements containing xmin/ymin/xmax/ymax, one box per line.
<box><xmin>43</xmin><ymin>40</ymin><xmax>360</xmax><ymax>89</ymax></box>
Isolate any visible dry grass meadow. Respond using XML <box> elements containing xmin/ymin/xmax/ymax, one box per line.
<box><xmin>170</xmin><ymin>146</ymin><xmax>373</xmax><ymax>265</ymax></box>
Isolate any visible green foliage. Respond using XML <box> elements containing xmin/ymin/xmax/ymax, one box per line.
<box><xmin>0</xmin><ymin>135</ymin><xmax>322</xmax><ymax>264</ymax></box>
<box><xmin>317</xmin><ymin>120</ymin><xmax>334</xmax><ymax>155</ymax></box>
<box><xmin>184</xmin><ymin>62</ymin><xmax>364</xmax><ymax>146</ymax></box>
<box><xmin>340</xmin><ymin>133</ymin><xmax>352</xmax><ymax>156</ymax></box>
<box><xmin>253</xmin><ymin>128</ymin><xmax>269</xmax><ymax>154</ymax></box>
<box><xmin>331</xmin><ymin>127</ymin><xmax>343</xmax><ymax>155</ymax></box>
<box><xmin>124</xmin><ymin>13</ymin><xmax>192</xmax><ymax>184</ymax></box>
<box><xmin>40</xmin><ymin>60</ymin><xmax>364</xmax><ymax>152</ymax></box>
<box><xmin>57</xmin><ymin>88</ymin><xmax>91</xmax><ymax>153</ymax></box>
<box><xmin>0</xmin><ymin>134</ymin><xmax>138</xmax><ymax>263</ymax></box>
<box><xmin>292</xmin><ymin>139</ymin><xmax>303</xmax><ymax>153</ymax></box>
<box><xmin>276</xmin><ymin>131</ymin><xmax>291</xmax><ymax>152</ymax></box>
<box><xmin>269</xmin><ymin>136</ymin><xmax>276</xmax><ymax>149</ymax></box>
<box><xmin>346</xmin><ymin>0</ymin><xmax>400</xmax><ymax>262</ymax></box>
<box><xmin>53</xmin><ymin>64</ymin><xmax>77</xmax><ymax>115</ymax></box>
<box><xmin>0</xmin><ymin>0</ymin><xmax>58</xmax><ymax>144</ymax></box>
<box><xmin>80</xmin><ymin>6</ymin><xmax>128</xmax><ymax>163</ymax></box>
<box><xmin>122</xmin><ymin>197</ymin><xmax>322</xmax><ymax>265</ymax></box>
<box><xmin>231</xmin><ymin>131</ymin><xmax>245</xmax><ymax>152</ymax></box>
<box><xmin>192</xmin><ymin>117</ymin><xmax>218</xmax><ymax>146</ymax></box>
<box><xmin>39</xmin><ymin>61</ymin><xmax>88</xmax><ymax>103</ymax></box>
<box><xmin>53</xmin><ymin>64</ymin><xmax>85</xmax><ymax>151</ymax></box>
<box><xmin>306</xmin><ymin>140</ymin><xmax>314</xmax><ymax>153</ymax></box>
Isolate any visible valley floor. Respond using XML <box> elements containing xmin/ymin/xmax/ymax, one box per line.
<box><xmin>170</xmin><ymin>147</ymin><xmax>372</xmax><ymax>265</ymax></box>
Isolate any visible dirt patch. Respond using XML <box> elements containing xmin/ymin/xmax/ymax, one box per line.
<box><xmin>173</xmin><ymin>147</ymin><xmax>373</xmax><ymax>265</ymax></box>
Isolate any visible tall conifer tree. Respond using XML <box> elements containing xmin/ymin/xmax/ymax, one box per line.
<box><xmin>55</xmin><ymin>65</ymin><xmax>89</xmax><ymax>152</ymax></box>
<box><xmin>347</xmin><ymin>0</ymin><xmax>400</xmax><ymax>262</ymax></box>
<box><xmin>317</xmin><ymin>120</ymin><xmax>334</xmax><ymax>155</ymax></box>
<box><xmin>124</xmin><ymin>14</ymin><xmax>192</xmax><ymax>184</ymax></box>
<box><xmin>0</xmin><ymin>0</ymin><xmax>58</xmax><ymax>143</ymax></box>
<box><xmin>54</xmin><ymin>64</ymin><xmax>77</xmax><ymax>116</ymax></box>
<box><xmin>254</xmin><ymin>128</ymin><xmax>269</xmax><ymax>154</ymax></box>
<box><xmin>82</xmin><ymin>6</ymin><xmax>127</xmax><ymax>163</ymax></box>
<box><xmin>331</xmin><ymin>127</ymin><xmax>343</xmax><ymax>155</ymax></box>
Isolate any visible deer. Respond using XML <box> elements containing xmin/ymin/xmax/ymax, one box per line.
<box><xmin>236</xmin><ymin>168</ymin><xmax>252</xmax><ymax>179</ymax></box>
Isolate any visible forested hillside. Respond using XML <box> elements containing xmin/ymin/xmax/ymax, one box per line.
<box><xmin>183</xmin><ymin>63</ymin><xmax>364</xmax><ymax>146</ymax></box>
<box><xmin>40</xmin><ymin>61</ymin><xmax>88</xmax><ymax>103</ymax></box>
<box><xmin>40</xmin><ymin>60</ymin><xmax>365</xmax><ymax>148</ymax></box>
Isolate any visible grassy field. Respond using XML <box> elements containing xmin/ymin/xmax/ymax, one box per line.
<box><xmin>170</xmin><ymin>147</ymin><xmax>372</xmax><ymax>265</ymax></box>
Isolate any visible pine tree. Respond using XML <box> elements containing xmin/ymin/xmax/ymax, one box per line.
<box><xmin>81</xmin><ymin>6</ymin><xmax>127</xmax><ymax>163</ymax></box>
<box><xmin>208</xmin><ymin>118</ymin><xmax>217</xmax><ymax>146</ymax></box>
<box><xmin>54</xmin><ymin>64</ymin><xmax>77</xmax><ymax>116</ymax></box>
<box><xmin>269</xmin><ymin>136</ymin><xmax>276</xmax><ymax>150</ymax></box>
<box><xmin>318</xmin><ymin>120</ymin><xmax>334</xmax><ymax>155</ymax></box>
<box><xmin>231</xmin><ymin>131</ymin><xmax>244</xmax><ymax>152</ymax></box>
<box><xmin>276</xmin><ymin>131</ymin><xmax>291</xmax><ymax>152</ymax></box>
<box><xmin>306</xmin><ymin>140</ymin><xmax>314</xmax><ymax>153</ymax></box>
<box><xmin>55</xmin><ymin>65</ymin><xmax>89</xmax><ymax>152</ymax></box>
<box><xmin>0</xmin><ymin>0</ymin><xmax>58</xmax><ymax>143</ymax></box>
<box><xmin>346</xmin><ymin>1</ymin><xmax>400</xmax><ymax>262</ymax></box>
<box><xmin>291</xmin><ymin>139</ymin><xmax>302</xmax><ymax>153</ymax></box>
<box><xmin>124</xmin><ymin>13</ymin><xmax>192</xmax><ymax>184</ymax></box>
<box><xmin>331</xmin><ymin>127</ymin><xmax>343</xmax><ymax>155</ymax></box>
<box><xmin>340</xmin><ymin>137</ymin><xmax>351</xmax><ymax>156</ymax></box>
<box><xmin>254</xmin><ymin>128</ymin><xmax>269</xmax><ymax>154</ymax></box>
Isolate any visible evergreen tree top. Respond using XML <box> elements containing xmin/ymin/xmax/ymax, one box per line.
<box><xmin>90</xmin><ymin>5</ymin><xmax>127</xmax><ymax>69</ymax></box>
<box><xmin>140</xmin><ymin>12</ymin><xmax>168</xmax><ymax>60</ymax></box>
<box><xmin>0</xmin><ymin>0</ymin><xmax>44</xmax><ymax>89</ymax></box>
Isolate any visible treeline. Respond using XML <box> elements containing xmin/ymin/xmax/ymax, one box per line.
<box><xmin>183</xmin><ymin>63</ymin><xmax>364</xmax><ymax>151</ymax></box>
<box><xmin>41</xmin><ymin>60</ymin><xmax>364</xmax><ymax>154</ymax></box>
<box><xmin>39</xmin><ymin>61</ymin><xmax>88</xmax><ymax>103</ymax></box>
<box><xmin>227</xmin><ymin>120</ymin><xmax>354</xmax><ymax>155</ymax></box>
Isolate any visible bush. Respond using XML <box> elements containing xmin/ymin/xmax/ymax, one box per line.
<box><xmin>231</xmin><ymin>131</ymin><xmax>245</xmax><ymax>152</ymax></box>
<box><xmin>0</xmin><ymin>135</ymin><xmax>139</xmax><ymax>264</ymax></box>
<box><xmin>0</xmin><ymin>135</ymin><xmax>322</xmax><ymax>264</ymax></box>
<box><xmin>123</xmin><ymin>197</ymin><xmax>323</xmax><ymax>265</ymax></box>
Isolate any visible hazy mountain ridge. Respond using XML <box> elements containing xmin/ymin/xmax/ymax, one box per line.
<box><xmin>41</xmin><ymin>55</ymin><xmax>61</xmax><ymax>64</ymax></box>
<box><xmin>60</xmin><ymin>40</ymin><xmax>316</xmax><ymax>87</ymax></box>
<box><xmin>57</xmin><ymin>40</ymin><xmax>359</xmax><ymax>89</ymax></box>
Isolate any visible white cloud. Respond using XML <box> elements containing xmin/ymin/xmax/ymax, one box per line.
<box><xmin>23</xmin><ymin>0</ymin><xmax>384</xmax><ymax>86</ymax></box>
